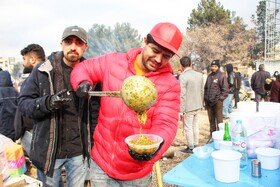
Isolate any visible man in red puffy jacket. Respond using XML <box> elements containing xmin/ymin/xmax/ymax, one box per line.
<box><xmin>71</xmin><ymin>22</ymin><xmax>182</xmax><ymax>186</ymax></box>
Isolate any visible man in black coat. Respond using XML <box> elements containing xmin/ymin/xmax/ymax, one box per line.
<box><xmin>14</xmin><ymin>44</ymin><xmax>46</xmax><ymax>156</ymax></box>
<box><xmin>233</xmin><ymin>67</ymin><xmax>241</xmax><ymax>108</ymax></box>
<box><xmin>204</xmin><ymin>60</ymin><xmax>228</xmax><ymax>142</ymax></box>
<box><xmin>0</xmin><ymin>71</ymin><xmax>18</xmax><ymax>140</ymax></box>
<box><xmin>251</xmin><ymin>64</ymin><xmax>271</xmax><ymax>102</ymax></box>
<box><xmin>18</xmin><ymin>26</ymin><xmax>101</xmax><ymax>187</ymax></box>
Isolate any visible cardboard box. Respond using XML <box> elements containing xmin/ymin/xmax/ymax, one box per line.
<box><xmin>3</xmin><ymin>174</ymin><xmax>42</xmax><ymax>187</ymax></box>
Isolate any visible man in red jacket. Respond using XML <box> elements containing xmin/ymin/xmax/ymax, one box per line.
<box><xmin>70</xmin><ymin>22</ymin><xmax>182</xmax><ymax>186</ymax></box>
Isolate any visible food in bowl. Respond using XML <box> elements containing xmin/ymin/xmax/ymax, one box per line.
<box><xmin>254</xmin><ymin>147</ymin><xmax>280</xmax><ymax>170</ymax></box>
<box><xmin>193</xmin><ymin>146</ymin><xmax>214</xmax><ymax>159</ymax></box>
<box><xmin>125</xmin><ymin>134</ymin><xmax>163</xmax><ymax>155</ymax></box>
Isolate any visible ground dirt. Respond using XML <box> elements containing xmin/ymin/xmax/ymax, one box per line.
<box><xmin>25</xmin><ymin>109</ymin><xmax>211</xmax><ymax>187</ymax></box>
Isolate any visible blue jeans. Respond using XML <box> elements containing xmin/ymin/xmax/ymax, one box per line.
<box><xmin>89</xmin><ymin>159</ymin><xmax>152</xmax><ymax>187</ymax></box>
<box><xmin>37</xmin><ymin>155</ymin><xmax>89</xmax><ymax>187</ymax></box>
<box><xmin>223</xmin><ymin>94</ymin><xmax>233</xmax><ymax>118</ymax></box>
<box><xmin>37</xmin><ymin>168</ymin><xmax>64</xmax><ymax>187</ymax></box>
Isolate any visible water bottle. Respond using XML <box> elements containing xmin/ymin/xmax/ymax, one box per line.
<box><xmin>231</xmin><ymin>119</ymin><xmax>248</xmax><ymax>170</ymax></box>
<box><xmin>223</xmin><ymin>122</ymin><xmax>231</xmax><ymax>141</ymax></box>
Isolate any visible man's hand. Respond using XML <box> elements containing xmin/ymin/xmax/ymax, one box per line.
<box><xmin>47</xmin><ymin>89</ymin><xmax>71</xmax><ymax>111</ymax></box>
<box><xmin>128</xmin><ymin>140</ymin><xmax>164</xmax><ymax>161</ymax></box>
<box><xmin>76</xmin><ymin>81</ymin><xmax>92</xmax><ymax>97</ymax></box>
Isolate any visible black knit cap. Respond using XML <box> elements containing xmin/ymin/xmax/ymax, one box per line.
<box><xmin>211</xmin><ymin>60</ymin><xmax>220</xmax><ymax>68</ymax></box>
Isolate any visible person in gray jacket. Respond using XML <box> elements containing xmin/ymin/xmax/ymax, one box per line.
<box><xmin>179</xmin><ymin>56</ymin><xmax>204</xmax><ymax>153</ymax></box>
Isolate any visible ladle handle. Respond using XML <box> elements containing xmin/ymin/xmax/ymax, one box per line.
<box><xmin>88</xmin><ymin>91</ymin><xmax>121</xmax><ymax>97</ymax></box>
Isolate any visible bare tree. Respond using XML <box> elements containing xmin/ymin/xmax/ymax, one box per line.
<box><xmin>181</xmin><ymin>21</ymin><xmax>256</xmax><ymax>70</ymax></box>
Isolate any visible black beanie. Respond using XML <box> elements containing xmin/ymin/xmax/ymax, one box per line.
<box><xmin>211</xmin><ymin>60</ymin><xmax>220</xmax><ymax>68</ymax></box>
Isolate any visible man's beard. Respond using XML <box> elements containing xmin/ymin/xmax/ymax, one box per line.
<box><xmin>23</xmin><ymin>66</ymin><xmax>33</xmax><ymax>74</ymax></box>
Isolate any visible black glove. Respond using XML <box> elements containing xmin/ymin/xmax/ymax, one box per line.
<box><xmin>76</xmin><ymin>81</ymin><xmax>92</xmax><ymax>97</ymax></box>
<box><xmin>47</xmin><ymin>89</ymin><xmax>71</xmax><ymax>111</ymax></box>
<box><xmin>128</xmin><ymin>140</ymin><xmax>164</xmax><ymax>162</ymax></box>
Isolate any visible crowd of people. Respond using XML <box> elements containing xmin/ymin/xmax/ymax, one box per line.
<box><xmin>178</xmin><ymin>60</ymin><xmax>278</xmax><ymax>146</ymax></box>
<box><xmin>1</xmin><ymin>22</ymin><xmax>183</xmax><ymax>187</ymax></box>
<box><xmin>1</xmin><ymin>22</ymin><xmax>280</xmax><ymax>187</ymax></box>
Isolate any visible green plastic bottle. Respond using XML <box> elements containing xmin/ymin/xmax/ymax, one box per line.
<box><xmin>223</xmin><ymin>122</ymin><xmax>231</xmax><ymax>141</ymax></box>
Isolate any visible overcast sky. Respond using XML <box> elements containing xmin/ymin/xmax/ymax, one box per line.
<box><xmin>0</xmin><ymin>0</ymin><xmax>260</xmax><ymax>58</ymax></box>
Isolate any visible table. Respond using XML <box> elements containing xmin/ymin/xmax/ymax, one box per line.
<box><xmin>163</xmin><ymin>144</ymin><xmax>280</xmax><ymax>187</ymax></box>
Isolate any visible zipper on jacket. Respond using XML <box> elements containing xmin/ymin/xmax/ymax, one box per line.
<box><xmin>31</xmin><ymin>125</ymin><xmax>38</xmax><ymax>152</ymax></box>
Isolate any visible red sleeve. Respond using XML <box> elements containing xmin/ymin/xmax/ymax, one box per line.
<box><xmin>71</xmin><ymin>57</ymin><xmax>104</xmax><ymax>91</ymax></box>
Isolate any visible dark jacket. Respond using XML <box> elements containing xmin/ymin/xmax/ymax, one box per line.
<box><xmin>204</xmin><ymin>70</ymin><xmax>229</xmax><ymax>106</ymax></box>
<box><xmin>0</xmin><ymin>71</ymin><xmax>19</xmax><ymax>140</ymax></box>
<box><xmin>225</xmin><ymin>64</ymin><xmax>235</xmax><ymax>94</ymax></box>
<box><xmin>234</xmin><ymin>72</ymin><xmax>242</xmax><ymax>90</ymax></box>
<box><xmin>251</xmin><ymin>70</ymin><xmax>271</xmax><ymax>95</ymax></box>
<box><xmin>14</xmin><ymin>73</ymin><xmax>37</xmax><ymax>140</ymax></box>
<box><xmin>18</xmin><ymin>52</ymin><xmax>101</xmax><ymax>176</ymax></box>
<box><xmin>270</xmin><ymin>78</ymin><xmax>280</xmax><ymax>102</ymax></box>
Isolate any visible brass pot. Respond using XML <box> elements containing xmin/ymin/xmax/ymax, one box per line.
<box><xmin>121</xmin><ymin>76</ymin><xmax>157</xmax><ymax>112</ymax></box>
<box><xmin>88</xmin><ymin>75</ymin><xmax>158</xmax><ymax>112</ymax></box>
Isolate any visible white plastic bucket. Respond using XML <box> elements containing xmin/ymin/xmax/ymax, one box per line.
<box><xmin>218</xmin><ymin>123</ymin><xmax>224</xmax><ymax>131</ymax></box>
<box><xmin>212</xmin><ymin>131</ymin><xmax>223</xmax><ymax>149</ymax></box>
<box><xmin>219</xmin><ymin>141</ymin><xmax>233</xmax><ymax>150</ymax></box>
<box><xmin>211</xmin><ymin>150</ymin><xmax>242</xmax><ymax>183</ymax></box>
<box><xmin>255</xmin><ymin>147</ymin><xmax>280</xmax><ymax>170</ymax></box>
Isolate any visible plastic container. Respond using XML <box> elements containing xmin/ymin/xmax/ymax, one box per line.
<box><xmin>211</xmin><ymin>150</ymin><xmax>242</xmax><ymax>183</ymax></box>
<box><xmin>219</xmin><ymin>141</ymin><xmax>233</xmax><ymax>150</ymax></box>
<box><xmin>212</xmin><ymin>131</ymin><xmax>224</xmax><ymax>149</ymax></box>
<box><xmin>125</xmin><ymin>134</ymin><xmax>163</xmax><ymax>155</ymax></box>
<box><xmin>231</xmin><ymin>119</ymin><xmax>248</xmax><ymax>170</ymax></box>
<box><xmin>192</xmin><ymin>146</ymin><xmax>214</xmax><ymax>159</ymax></box>
<box><xmin>254</xmin><ymin>147</ymin><xmax>280</xmax><ymax>170</ymax></box>
<box><xmin>237</xmin><ymin>102</ymin><xmax>280</xmax><ymax>113</ymax></box>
